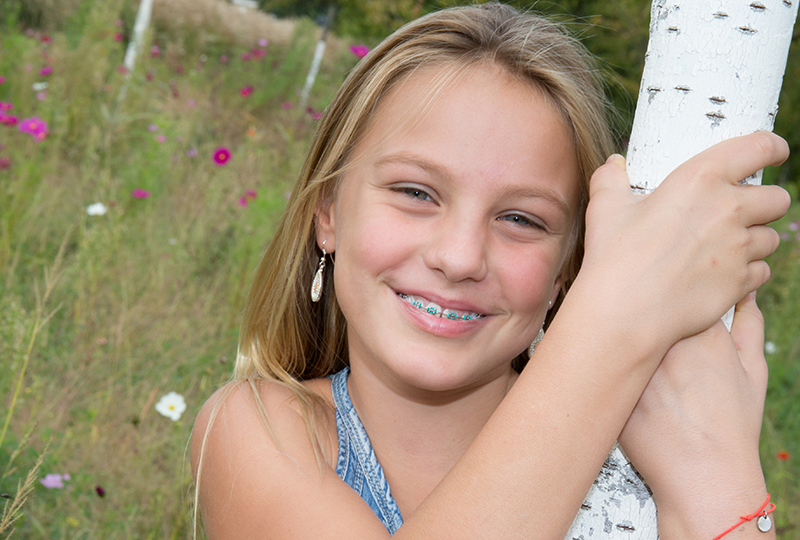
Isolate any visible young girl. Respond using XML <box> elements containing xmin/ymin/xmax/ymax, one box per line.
<box><xmin>191</xmin><ymin>4</ymin><xmax>790</xmax><ymax>539</ymax></box>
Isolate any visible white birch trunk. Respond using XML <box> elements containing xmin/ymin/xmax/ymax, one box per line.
<box><xmin>566</xmin><ymin>2</ymin><xmax>798</xmax><ymax>539</ymax></box>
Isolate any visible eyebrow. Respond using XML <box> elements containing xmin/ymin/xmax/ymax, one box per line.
<box><xmin>375</xmin><ymin>153</ymin><xmax>572</xmax><ymax>217</ymax></box>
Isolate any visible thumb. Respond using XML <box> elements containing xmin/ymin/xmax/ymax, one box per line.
<box><xmin>730</xmin><ymin>291</ymin><xmax>768</xmax><ymax>388</ymax></box>
<box><xmin>589</xmin><ymin>154</ymin><xmax>633</xmax><ymax>201</ymax></box>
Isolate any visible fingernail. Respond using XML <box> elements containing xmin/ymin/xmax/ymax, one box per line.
<box><xmin>605</xmin><ymin>154</ymin><xmax>627</xmax><ymax>170</ymax></box>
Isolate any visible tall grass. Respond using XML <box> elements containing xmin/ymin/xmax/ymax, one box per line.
<box><xmin>0</xmin><ymin>0</ymin><xmax>798</xmax><ymax>538</ymax></box>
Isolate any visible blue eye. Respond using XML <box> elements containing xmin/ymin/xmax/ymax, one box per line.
<box><xmin>499</xmin><ymin>214</ymin><xmax>544</xmax><ymax>230</ymax></box>
<box><xmin>397</xmin><ymin>187</ymin><xmax>433</xmax><ymax>202</ymax></box>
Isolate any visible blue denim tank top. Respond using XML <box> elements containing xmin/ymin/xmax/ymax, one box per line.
<box><xmin>331</xmin><ymin>367</ymin><xmax>404</xmax><ymax>534</ymax></box>
<box><xmin>330</xmin><ymin>367</ymin><xmax>658</xmax><ymax>538</ymax></box>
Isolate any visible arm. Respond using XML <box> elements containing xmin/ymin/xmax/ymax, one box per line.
<box><xmin>192</xmin><ymin>133</ymin><xmax>789</xmax><ymax>540</ymax></box>
<box><xmin>620</xmin><ymin>292</ymin><xmax>775</xmax><ymax>540</ymax></box>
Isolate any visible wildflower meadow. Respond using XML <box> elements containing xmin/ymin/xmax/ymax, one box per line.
<box><xmin>1</xmin><ymin>0</ymin><xmax>799</xmax><ymax>538</ymax></box>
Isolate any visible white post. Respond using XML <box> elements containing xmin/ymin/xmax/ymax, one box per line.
<box><xmin>626</xmin><ymin>0</ymin><xmax>798</xmax><ymax>328</ymax></box>
<box><xmin>123</xmin><ymin>0</ymin><xmax>155</xmax><ymax>73</ymax></box>
<box><xmin>300</xmin><ymin>5</ymin><xmax>336</xmax><ymax>109</ymax></box>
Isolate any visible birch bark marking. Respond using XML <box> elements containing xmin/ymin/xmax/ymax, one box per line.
<box><xmin>626</xmin><ymin>0</ymin><xmax>798</xmax><ymax>328</ymax></box>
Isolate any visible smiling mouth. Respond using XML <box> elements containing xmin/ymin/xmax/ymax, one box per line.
<box><xmin>397</xmin><ymin>293</ymin><xmax>484</xmax><ymax>321</ymax></box>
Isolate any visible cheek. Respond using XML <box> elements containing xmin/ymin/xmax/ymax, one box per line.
<box><xmin>495</xmin><ymin>245</ymin><xmax>564</xmax><ymax>311</ymax></box>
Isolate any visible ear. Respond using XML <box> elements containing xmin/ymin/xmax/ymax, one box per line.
<box><xmin>314</xmin><ymin>196</ymin><xmax>336</xmax><ymax>252</ymax></box>
<box><xmin>548</xmin><ymin>274</ymin><xmax>563</xmax><ymax>310</ymax></box>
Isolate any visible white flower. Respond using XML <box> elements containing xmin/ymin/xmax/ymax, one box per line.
<box><xmin>86</xmin><ymin>202</ymin><xmax>108</xmax><ymax>216</ymax></box>
<box><xmin>32</xmin><ymin>81</ymin><xmax>49</xmax><ymax>91</ymax></box>
<box><xmin>764</xmin><ymin>341</ymin><xmax>777</xmax><ymax>355</ymax></box>
<box><xmin>155</xmin><ymin>391</ymin><xmax>187</xmax><ymax>421</ymax></box>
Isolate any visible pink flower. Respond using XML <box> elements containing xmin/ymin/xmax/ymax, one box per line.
<box><xmin>240</xmin><ymin>85</ymin><xmax>254</xmax><ymax>97</ymax></box>
<box><xmin>1</xmin><ymin>114</ymin><xmax>19</xmax><ymax>126</ymax></box>
<box><xmin>187</xmin><ymin>99</ymin><xmax>196</xmax><ymax>107</ymax></box>
<box><xmin>151</xmin><ymin>45</ymin><xmax>160</xmax><ymax>58</ymax></box>
<box><xmin>0</xmin><ymin>102</ymin><xmax>12</xmax><ymax>111</ymax></box>
<box><xmin>252</xmin><ymin>48</ymin><xmax>266</xmax><ymax>59</ymax></box>
<box><xmin>186</xmin><ymin>147</ymin><xmax>198</xmax><ymax>158</ymax></box>
<box><xmin>40</xmin><ymin>35</ymin><xmax>52</xmax><ymax>44</ymax></box>
<box><xmin>312</xmin><ymin>112</ymin><xmax>322</xmax><ymax>120</ymax></box>
<box><xmin>40</xmin><ymin>473</ymin><xmax>69</xmax><ymax>489</ymax></box>
<box><xmin>281</xmin><ymin>102</ymin><xmax>293</xmax><ymax>110</ymax></box>
<box><xmin>213</xmin><ymin>147</ymin><xmax>231</xmax><ymax>166</ymax></box>
<box><xmin>147</xmin><ymin>124</ymin><xmax>158</xmax><ymax>132</ymax></box>
<box><xmin>18</xmin><ymin>116</ymin><xmax>47</xmax><ymax>141</ymax></box>
<box><xmin>258</xmin><ymin>38</ymin><xmax>268</xmax><ymax>47</ymax></box>
<box><xmin>241</xmin><ymin>52</ymin><xmax>252</xmax><ymax>61</ymax></box>
<box><xmin>116</xmin><ymin>65</ymin><xmax>129</xmax><ymax>74</ymax></box>
<box><xmin>156</xmin><ymin>134</ymin><xmax>166</xmax><ymax>143</ymax></box>
<box><xmin>39</xmin><ymin>66</ymin><xmax>53</xmax><ymax>76</ymax></box>
<box><xmin>0</xmin><ymin>157</ymin><xmax>10</xmax><ymax>169</ymax></box>
<box><xmin>131</xmin><ymin>188</ymin><xmax>151</xmax><ymax>199</ymax></box>
<box><xmin>36</xmin><ymin>92</ymin><xmax>46</xmax><ymax>101</ymax></box>
<box><xmin>238</xmin><ymin>196</ymin><xmax>248</xmax><ymax>207</ymax></box>
<box><xmin>175</xmin><ymin>65</ymin><xmax>184</xmax><ymax>74</ymax></box>
<box><xmin>246</xmin><ymin>189</ymin><xmax>257</xmax><ymax>199</ymax></box>
<box><xmin>146</xmin><ymin>71</ymin><xmax>154</xmax><ymax>81</ymax></box>
<box><xmin>0</xmin><ymin>76</ymin><xmax>5</xmax><ymax>84</ymax></box>
<box><xmin>114</xmin><ymin>33</ymin><xmax>123</xmax><ymax>42</ymax></box>
<box><xmin>219</xmin><ymin>55</ymin><xmax>228</xmax><ymax>64</ymax></box>
<box><xmin>349</xmin><ymin>45</ymin><xmax>369</xmax><ymax>59</ymax></box>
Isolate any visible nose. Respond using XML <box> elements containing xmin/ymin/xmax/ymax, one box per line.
<box><xmin>423</xmin><ymin>210</ymin><xmax>488</xmax><ymax>282</ymax></box>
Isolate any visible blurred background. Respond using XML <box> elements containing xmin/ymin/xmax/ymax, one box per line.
<box><xmin>0</xmin><ymin>0</ymin><xmax>798</xmax><ymax>537</ymax></box>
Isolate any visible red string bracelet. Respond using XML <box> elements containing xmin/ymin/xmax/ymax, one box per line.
<box><xmin>712</xmin><ymin>494</ymin><xmax>776</xmax><ymax>540</ymax></box>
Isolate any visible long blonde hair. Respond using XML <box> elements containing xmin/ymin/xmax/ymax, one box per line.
<box><xmin>236</xmin><ymin>3</ymin><xmax>615</xmax><ymax>391</ymax></box>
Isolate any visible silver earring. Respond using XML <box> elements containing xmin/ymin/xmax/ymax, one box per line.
<box><xmin>311</xmin><ymin>241</ymin><xmax>327</xmax><ymax>303</ymax></box>
<box><xmin>528</xmin><ymin>327</ymin><xmax>544</xmax><ymax>358</ymax></box>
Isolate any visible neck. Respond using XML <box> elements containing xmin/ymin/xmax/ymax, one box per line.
<box><xmin>346</xmin><ymin>358</ymin><xmax>518</xmax><ymax>515</ymax></box>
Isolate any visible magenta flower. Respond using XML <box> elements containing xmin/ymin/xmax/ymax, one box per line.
<box><xmin>114</xmin><ymin>33</ymin><xmax>123</xmax><ymax>42</ymax></box>
<box><xmin>18</xmin><ymin>116</ymin><xmax>47</xmax><ymax>141</ymax></box>
<box><xmin>151</xmin><ymin>45</ymin><xmax>160</xmax><ymax>58</ymax></box>
<box><xmin>0</xmin><ymin>157</ymin><xmax>10</xmax><ymax>170</ymax></box>
<box><xmin>36</xmin><ymin>92</ymin><xmax>46</xmax><ymax>101</ymax></box>
<box><xmin>40</xmin><ymin>35</ymin><xmax>52</xmax><ymax>44</ymax></box>
<box><xmin>213</xmin><ymin>147</ymin><xmax>231</xmax><ymax>166</ymax></box>
<box><xmin>246</xmin><ymin>189</ymin><xmax>257</xmax><ymax>199</ymax></box>
<box><xmin>186</xmin><ymin>147</ymin><xmax>198</xmax><ymax>158</ymax></box>
<box><xmin>131</xmin><ymin>188</ymin><xmax>151</xmax><ymax>199</ymax></box>
<box><xmin>349</xmin><ymin>45</ymin><xmax>369</xmax><ymax>58</ymax></box>
<box><xmin>220</xmin><ymin>55</ymin><xmax>228</xmax><ymax>64</ymax></box>
<box><xmin>238</xmin><ymin>196</ymin><xmax>248</xmax><ymax>207</ymax></box>
<box><xmin>281</xmin><ymin>102</ymin><xmax>293</xmax><ymax>110</ymax></box>
<box><xmin>95</xmin><ymin>485</ymin><xmax>106</xmax><ymax>497</ymax></box>
<box><xmin>0</xmin><ymin>76</ymin><xmax>6</xmax><ymax>84</ymax></box>
<box><xmin>258</xmin><ymin>38</ymin><xmax>268</xmax><ymax>47</ymax></box>
<box><xmin>156</xmin><ymin>134</ymin><xmax>166</xmax><ymax>143</ymax></box>
<box><xmin>39</xmin><ymin>66</ymin><xmax>53</xmax><ymax>76</ymax></box>
<box><xmin>1</xmin><ymin>114</ymin><xmax>19</xmax><ymax>126</ymax></box>
<box><xmin>0</xmin><ymin>102</ymin><xmax>11</xmax><ymax>111</ymax></box>
<box><xmin>240</xmin><ymin>85</ymin><xmax>254</xmax><ymax>97</ymax></box>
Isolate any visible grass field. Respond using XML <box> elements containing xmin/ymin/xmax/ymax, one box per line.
<box><xmin>1</xmin><ymin>1</ymin><xmax>798</xmax><ymax>538</ymax></box>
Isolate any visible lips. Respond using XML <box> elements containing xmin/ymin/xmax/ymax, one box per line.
<box><xmin>397</xmin><ymin>292</ymin><xmax>484</xmax><ymax>321</ymax></box>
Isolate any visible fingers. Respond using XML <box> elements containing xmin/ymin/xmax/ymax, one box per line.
<box><xmin>738</xmin><ymin>184</ymin><xmax>792</xmax><ymax>227</ymax></box>
<box><xmin>677</xmin><ymin>132</ymin><xmax>789</xmax><ymax>187</ymax></box>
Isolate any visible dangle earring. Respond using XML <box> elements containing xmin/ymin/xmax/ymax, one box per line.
<box><xmin>310</xmin><ymin>241</ymin><xmax>327</xmax><ymax>303</ymax></box>
<box><xmin>528</xmin><ymin>327</ymin><xmax>545</xmax><ymax>358</ymax></box>
<box><xmin>528</xmin><ymin>300</ymin><xmax>552</xmax><ymax>357</ymax></box>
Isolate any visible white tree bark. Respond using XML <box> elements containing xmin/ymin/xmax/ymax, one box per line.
<box><xmin>566</xmin><ymin>3</ymin><xmax>798</xmax><ymax>539</ymax></box>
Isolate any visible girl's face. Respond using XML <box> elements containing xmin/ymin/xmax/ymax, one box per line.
<box><xmin>317</xmin><ymin>63</ymin><xmax>581</xmax><ymax>395</ymax></box>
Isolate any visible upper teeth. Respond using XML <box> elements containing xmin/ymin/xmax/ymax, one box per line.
<box><xmin>398</xmin><ymin>293</ymin><xmax>483</xmax><ymax>321</ymax></box>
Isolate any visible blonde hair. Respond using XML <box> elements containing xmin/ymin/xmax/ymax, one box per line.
<box><xmin>236</xmin><ymin>2</ymin><xmax>615</xmax><ymax>388</ymax></box>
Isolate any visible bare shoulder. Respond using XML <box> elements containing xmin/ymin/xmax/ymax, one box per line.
<box><xmin>190</xmin><ymin>378</ymin><xmax>388</xmax><ymax>540</ymax></box>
